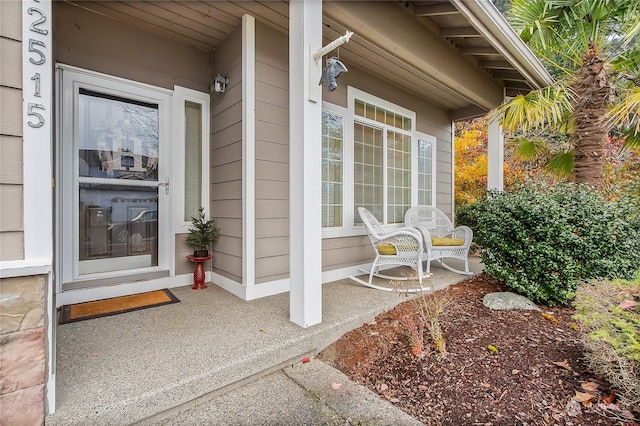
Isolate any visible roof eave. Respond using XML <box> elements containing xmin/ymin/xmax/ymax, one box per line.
<box><xmin>452</xmin><ymin>0</ymin><xmax>554</xmax><ymax>90</ymax></box>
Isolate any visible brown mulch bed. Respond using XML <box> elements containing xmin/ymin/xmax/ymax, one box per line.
<box><xmin>318</xmin><ymin>274</ymin><xmax>639</xmax><ymax>425</ymax></box>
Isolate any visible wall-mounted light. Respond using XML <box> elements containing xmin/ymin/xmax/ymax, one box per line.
<box><xmin>211</xmin><ymin>75</ymin><xmax>229</xmax><ymax>93</ymax></box>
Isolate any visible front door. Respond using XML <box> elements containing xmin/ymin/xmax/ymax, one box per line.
<box><xmin>59</xmin><ymin>67</ymin><xmax>172</xmax><ymax>291</ymax></box>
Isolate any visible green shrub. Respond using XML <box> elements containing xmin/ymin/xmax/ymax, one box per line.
<box><xmin>457</xmin><ymin>182</ymin><xmax>640</xmax><ymax>305</ymax></box>
<box><xmin>573</xmin><ymin>278</ymin><xmax>640</xmax><ymax>411</ymax></box>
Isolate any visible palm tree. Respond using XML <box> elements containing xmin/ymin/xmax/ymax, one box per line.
<box><xmin>492</xmin><ymin>0</ymin><xmax>640</xmax><ymax>187</ymax></box>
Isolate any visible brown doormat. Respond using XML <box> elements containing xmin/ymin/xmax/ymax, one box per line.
<box><xmin>59</xmin><ymin>289</ymin><xmax>179</xmax><ymax>324</ymax></box>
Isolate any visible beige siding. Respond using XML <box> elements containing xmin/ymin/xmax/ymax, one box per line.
<box><xmin>0</xmin><ymin>3</ymin><xmax>23</xmax><ymax>261</ymax></box>
<box><xmin>53</xmin><ymin>1</ymin><xmax>210</xmax><ymax>92</ymax></box>
<box><xmin>322</xmin><ymin>236</ymin><xmax>373</xmax><ymax>271</ymax></box>
<box><xmin>250</xmin><ymin>21</ymin><xmax>456</xmax><ymax>278</ymax></box>
<box><xmin>211</xmin><ymin>23</ymin><xmax>243</xmax><ymax>283</ymax></box>
<box><xmin>254</xmin><ymin>21</ymin><xmax>290</xmax><ymax>283</ymax></box>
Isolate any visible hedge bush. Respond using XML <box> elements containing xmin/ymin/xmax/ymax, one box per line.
<box><xmin>573</xmin><ymin>277</ymin><xmax>640</xmax><ymax>411</ymax></box>
<box><xmin>457</xmin><ymin>182</ymin><xmax>640</xmax><ymax>305</ymax></box>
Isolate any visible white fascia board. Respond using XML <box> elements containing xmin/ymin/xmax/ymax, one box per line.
<box><xmin>453</xmin><ymin>0</ymin><xmax>554</xmax><ymax>90</ymax></box>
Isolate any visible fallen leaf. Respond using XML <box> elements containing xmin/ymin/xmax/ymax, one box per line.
<box><xmin>603</xmin><ymin>392</ymin><xmax>616</xmax><ymax>404</ymax></box>
<box><xmin>302</xmin><ymin>357</ymin><xmax>310</xmax><ymax>364</ymax></box>
<box><xmin>573</xmin><ymin>391</ymin><xmax>595</xmax><ymax>405</ymax></box>
<box><xmin>619</xmin><ymin>299</ymin><xmax>637</xmax><ymax>310</ymax></box>
<box><xmin>330</xmin><ymin>382</ymin><xmax>342</xmax><ymax>390</ymax></box>
<box><xmin>553</xmin><ymin>360</ymin><xmax>572</xmax><ymax>371</ymax></box>
<box><xmin>541</xmin><ymin>312</ymin><xmax>559</xmax><ymax>324</ymax></box>
<box><xmin>487</xmin><ymin>344</ymin><xmax>498</xmax><ymax>355</ymax></box>
<box><xmin>581</xmin><ymin>381</ymin><xmax>599</xmax><ymax>393</ymax></box>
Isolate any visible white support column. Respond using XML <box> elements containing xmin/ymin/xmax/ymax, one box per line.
<box><xmin>289</xmin><ymin>0</ymin><xmax>323</xmax><ymax>327</ymax></box>
<box><xmin>487</xmin><ymin>118</ymin><xmax>504</xmax><ymax>191</ymax></box>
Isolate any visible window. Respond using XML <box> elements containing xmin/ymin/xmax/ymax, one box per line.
<box><xmin>321</xmin><ymin>88</ymin><xmax>436</xmax><ymax>236</ymax></box>
<box><xmin>322</xmin><ymin>111</ymin><xmax>344</xmax><ymax>228</ymax></box>
<box><xmin>173</xmin><ymin>86</ymin><xmax>210</xmax><ymax>232</ymax></box>
<box><xmin>352</xmin><ymin>91</ymin><xmax>414</xmax><ymax>225</ymax></box>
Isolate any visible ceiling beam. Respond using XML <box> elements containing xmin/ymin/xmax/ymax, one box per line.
<box><xmin>414</xmin><ymin>3</ymin><xmax>459</xmax><ymax>17</ymax></box>
<box><xmin>440</xmin><ymin>26</ymin><xmax>481</xmax><ymax>38</ymax></box>
<box><xmin>458</xmin><ymin>45</ymin><xmax>500</xmax><ymax>55</ymax></box>
<box><xmin>479</xmin><ymin>59</ymin><xmax>513</xmax><ymax>69</ymax></box>
<box><xmin>491</xmin><ymin>70</ymin><xmax>529</xmax><ymax>81</ymax></box>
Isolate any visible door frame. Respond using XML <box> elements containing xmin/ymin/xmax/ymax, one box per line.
<box><xmin>56</xmin><ymin>64</ymin><xmax>174</xmax><ymax>298</ymax></box>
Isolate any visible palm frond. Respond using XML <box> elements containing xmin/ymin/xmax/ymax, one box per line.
<box><xmin>490</xmin><ymin>84</ymin><xmax>573</xmax><ymax>133</ymax></box>
<box><xmin>547</xmin><ymin>151</ymin><xmax>575</xmax><ymax>176</ymax></box>
<box><xmin>606</xmin><ymin>86</ymin><xmax>640</xmax><ymax>130</ymax></box>
<box><xmin>511</xmin><ymin>137</ymin><xmax>549</xmax><ymax>160</ymax></box>
<box><xmin>621</xmin><ymin>128</ymin><xmax>640</xmax><ymax>151</ymax></box>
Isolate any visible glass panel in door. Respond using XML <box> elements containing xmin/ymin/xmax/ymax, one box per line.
<box><xmin>77</xmin><ymin>89</ymin><xmax>160</xmax><ymax>275</ymax></box>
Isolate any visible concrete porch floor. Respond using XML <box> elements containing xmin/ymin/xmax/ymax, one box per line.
<box><xmin>46</xmin><ymin>257</ymin><xmax>483</xmax><ymax>425</ymax></box>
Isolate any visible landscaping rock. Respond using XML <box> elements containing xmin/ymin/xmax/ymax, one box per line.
<box><xmin>482</xmin><ymin>292</ymin><xmax>540</xmax><ymax>311</ymax></box>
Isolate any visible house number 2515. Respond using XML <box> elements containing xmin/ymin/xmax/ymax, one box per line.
<box><xmin>26</xmin><ymin>2</ymin><xmax>48</xmax><ymax>128</ymax></box>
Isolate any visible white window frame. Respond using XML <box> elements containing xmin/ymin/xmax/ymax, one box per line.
<box><xmin>415</xmin><ymin>131</ymin><xmax>437</xmax><ymax>208</ymax></box>
<box><xmin>321</xmin><ymin>102</ymin><xmax>350</xmax><ymax>239</ymax></box>
<box><xmin>322</xmin><ymin>87</ymin><xmax>438</xmax><ymax>239</ymax></box>
<box><xmin>172</xmin><ymin>86</ymin><xmax>210</xmax><ymax>233</ymax></box>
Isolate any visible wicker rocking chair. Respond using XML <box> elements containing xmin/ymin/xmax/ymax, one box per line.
<box><xmin>404</xmin><ymin>205</ymin><xmax>473</xmax><ymax>276</ymax></box>
<box><xmin>349</xmin><ymin>207</ymin><xmax>429</xmax><ymax>292</ymax></box>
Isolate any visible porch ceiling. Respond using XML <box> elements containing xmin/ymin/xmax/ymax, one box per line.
<box><xmin>64</xmin><ymin>0</ymin><xmax>551</xmax><ymax>120</ymax></box>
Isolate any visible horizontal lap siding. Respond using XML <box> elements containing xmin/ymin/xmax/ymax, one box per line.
<box><xmin>211</xmin><ymin>24</ymin><xmax>243</xmax><ymax>283</ymax></box>
<box><xmin>322</xmin><ymin>236</ymin><xmax>373</xmax><ymax>271</ymax></box>
<box><xmin>0</xmin><ymin>0</ymin><xmax>23</xmax><ymax>261</ymax></box>
<box><xmin>53</xmin><ymin>1</ymin><xmax>210</xmax><ymax>92</ymax></box>
<box><xmin>254</xmin><ymin>22</ymin><xmax>290</xmax><ymax>284</ymax></box>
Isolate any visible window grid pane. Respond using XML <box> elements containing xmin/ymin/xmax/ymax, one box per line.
<box><xmin>354</xmin><ymin>122</ymin><xmax>383</xmax><ymax>223</ymax></box>
<box><xmin>322</xmin><ymin>112</ymin><xmax>344</xmax><ymax>228</ymax></box>
<box><xmin>387</xmin><ymin>131</ymin><xmax>411</xmax><ymax>224</ymax></box>
<box><xmin>418</xmin><ymin>139</ymin><xmax>433</xmax><ymax>206</ymax></box>
<box><xmin>354</xmin><ymin>99</ymin><xmax>412</xmax><ymax>132</ymax></box>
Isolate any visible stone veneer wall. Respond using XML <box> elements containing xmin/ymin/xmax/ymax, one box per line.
<box><xmin>0</xmin><ymin>275</ymin><xmax>46</xmax><ymax>425</ymax></box>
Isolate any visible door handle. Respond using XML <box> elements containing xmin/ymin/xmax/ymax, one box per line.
<box><xmin>158</xmin><ymin>176</ymin><xmax>169</xmax><ymax>195</ymax></box>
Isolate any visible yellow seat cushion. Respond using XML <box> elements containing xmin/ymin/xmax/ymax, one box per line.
<box><xmin>377</xmin><ymin>243</ymin><xmax>397</xmax><ymax>255</ymax></box>
<box><xmin>431</xmin><ymin>237</ymin><xmax>465</xmax><ymax>246</ymax></box>
<box><xmin>377</xmin><ymin>242</ymin><xmax>420</xmax><ymax>255</ymax></box>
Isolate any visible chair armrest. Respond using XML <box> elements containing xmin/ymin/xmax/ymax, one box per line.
<box><xmin>379</xmin><ymin>228</ymin><xmax>424</xmax><ymax>253</ymax></box>
<box><xmin>413</xmin><ymin>225</ymin><xmax>434</xmax><ymax>249</ymax></box>
<box><xmin>450</xmin><ymin>226</ymin><xmax>473</xmax><ymax>246</ymax></box>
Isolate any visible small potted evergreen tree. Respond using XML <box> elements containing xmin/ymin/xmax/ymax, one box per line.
<box><xmin>185</xmin><ymin>207</ymin><xmax>220</xmax><ymax>257</ymax></box>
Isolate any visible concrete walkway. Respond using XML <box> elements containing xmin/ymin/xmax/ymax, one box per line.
<box><xmin>137</xmin><ymin>359</ymin><xmax>423</xmax><ymax>425</ymax></box>
<box><xmin>47</xmin><ymin>258</ymin><xmax>482</xmax><ymax>425</ymax></box>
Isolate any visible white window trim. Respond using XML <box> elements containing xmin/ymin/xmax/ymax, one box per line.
<box><xmin>415</xmin><ymin>131</ymin><xmax>438</xmax><ymax>208</ymax></box>
<box><xmin>322</xmin><ymin>88</ymin><xmax>438</xmax><ymax>239</ymax></box>
<box><xmin>172</xmin><ymin>86</ymin><xmax>210</xmax><ymax>233</ymax></box>
<box><xmin>321</xmin><ymin>102</ymin><xmax>350</xmax><ymax>239</ymax></box>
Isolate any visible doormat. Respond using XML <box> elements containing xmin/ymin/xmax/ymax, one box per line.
<box><xmin>59</xmin><ymin>289</ymin><xmax>180</xmax><ymax>324</ymax></box>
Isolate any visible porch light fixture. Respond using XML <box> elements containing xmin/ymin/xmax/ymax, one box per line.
<box><xmin>211</xmin><ymin>75</ymin><xmax>229</xmax><ymax>93</ymax></box>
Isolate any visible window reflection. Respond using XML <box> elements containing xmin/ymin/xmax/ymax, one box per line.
<box><xmin>78</xmin><ymin>89</ymin><xmax>159</xmax><ymax>181</ymax></box>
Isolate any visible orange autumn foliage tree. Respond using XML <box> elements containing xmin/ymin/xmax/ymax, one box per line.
<box><xmin>454</xmin><ymin>119</ymin><xmax>488</xmax><ymax>209</ymax></box>
<box><xmin>455</xmin><ymin>118</ymin><xmax>640</xmax><ymax>211</ymax></box>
